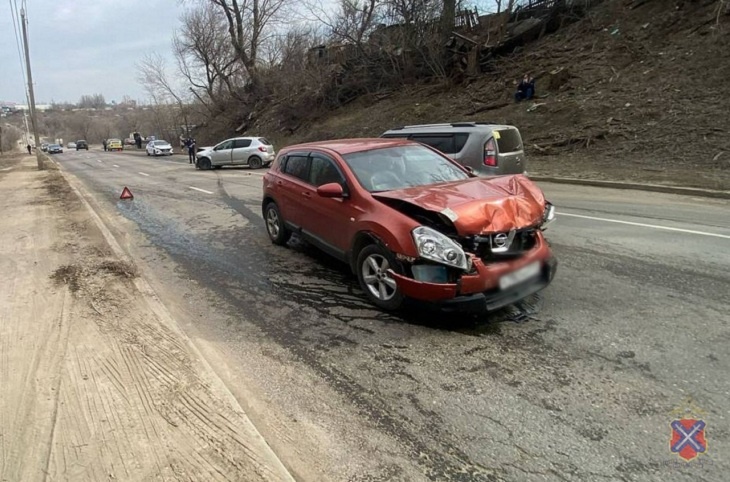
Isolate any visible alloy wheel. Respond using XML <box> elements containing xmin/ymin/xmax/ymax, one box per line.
<box><xmin>361</xmin><ymin>254</ymin><xmax>397</xmax><ymax>301</ymax></box>
<box><xmin>266</xmin><ymin>208</ymin><xmax>280</xmax><ymax>238</ymax></box>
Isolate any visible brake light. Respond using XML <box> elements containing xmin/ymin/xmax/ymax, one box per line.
<box><xmin>258</xmin><ymin>146</ymin><xmax>267</xmax><ymax>152</ymax></box>
<box><xmin>484</xmin><ymin>138</ymin><xmax>497</xmax><ymax>166</ymax></box>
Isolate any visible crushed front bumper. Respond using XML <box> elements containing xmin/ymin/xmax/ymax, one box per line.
<box><xmin>389</xmin><ymin>236</ymin><xmax>557</xmax><ymax>314</ymax></box>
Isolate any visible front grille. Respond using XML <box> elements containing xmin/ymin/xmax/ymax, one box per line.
<box><xmin>462</xmin><ymin>228</ymin><xmax>537</xmax><ymax>261</ymax></box>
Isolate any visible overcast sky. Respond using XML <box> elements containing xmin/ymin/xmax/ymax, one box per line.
<box><xmin>0</xmin><ymin>0</ymin><xmax>185</xmax><ymax>104</ymax></box>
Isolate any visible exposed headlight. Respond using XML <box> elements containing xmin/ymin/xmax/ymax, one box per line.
<box><xmin>542</xmin><ymin>203</ymin><xmax>556</xmax><ymax>228</ymax></box>
<box><xmin>412</xmin><ymin>226</ymin><xmax>468</xmax><ymax>270</ymax></box>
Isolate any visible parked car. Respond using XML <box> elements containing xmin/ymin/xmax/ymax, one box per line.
<box><xmin>67</xmin><ymin>142</ymin><xmax>77</xmax><ymax>149</ymax></box>
<box><xmin>146</xmin><ymin>140</ymin><xmax>173</xmax><ymax>156</ymax></box>
<box><xmin>107</xmin><ymin>139</ymin><xmax>123</xmax><ymax>151</ymax></box>
<box><xmin>262</xmin><ymin>138</ymin><xmax>556</xmax><ymax>313</ymax></box>
<box><xmin>41</xmin><ymin>143</ymin><xmax>49</xmax><ymax>152</ymax></box>
<box><xmin>381</xmin><ymin>122</ymin><xmax>527</xmax><ymax>177</ymax></box>
<box><xmin>47</xmin><ymin>144</ymin><xmax>63</xmax><ymax>154</ymax></box>
<box><xmin>76</xmin><ymin>140</ymin><xmax>88</xmax><ymax>150</ymax></box>
<box><xmin>195</xmin><ymin>137</ymin><xmax>275</xmax><ymax>170</ymax></box>
<box><xmin>124</xmin><ymin>138</ymin><xmax>136</xmax><ymax>146</ymax></box>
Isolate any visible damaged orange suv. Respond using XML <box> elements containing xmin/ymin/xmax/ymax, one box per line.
<box><xmin>262</xmin><ymin>139</ymin><xmax>557</xmax><ymax>313</ymax></box>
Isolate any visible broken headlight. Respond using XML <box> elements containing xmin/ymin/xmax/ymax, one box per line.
<box><xmin>412</xmin><ymin>226</ymin><xmax>468</xmax><ymax>270</ymax></box>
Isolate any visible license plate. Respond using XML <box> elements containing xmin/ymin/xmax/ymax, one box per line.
<box><xmin>499</xmin><ymin>262</ymin><xmax>541</xmax><ymax>290</ymax></box>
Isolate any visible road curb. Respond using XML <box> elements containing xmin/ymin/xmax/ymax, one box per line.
<box><xmin>55</xmin><ymin>164</ymin><xmax>297</xmax><ymax>482</ymax></box>
<box><xmin>530</xmin><ymin>176</ymin><xmax>730</xmax><ymax>200</ymax></box>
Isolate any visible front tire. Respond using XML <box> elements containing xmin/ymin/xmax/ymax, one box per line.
<box><xmin>356</xmin><ymin>244</ymin><xmax>404</xmax><ymax>311</ymax></box>
<box><xmin>264</xmin><ymin>202</ymin><xmax>291</xmax><ymax>246</ymax></box>
<box><xmin>198</xmin><ymin>158</ymin><xmax>212</xmax><ymax>170</ymax></box>
<box><xmin>248</xmin><ymin>156</ymin><xmax>263</xmax><ymax>169</ymax></box>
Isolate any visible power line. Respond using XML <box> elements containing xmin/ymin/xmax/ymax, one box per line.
<box><xmin>8</xmin><ymin>0</ymin><xmax>30</xmax><ymax>104</ymax></box>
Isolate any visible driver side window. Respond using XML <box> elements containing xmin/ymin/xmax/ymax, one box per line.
<box><xmin>309</xmin><ymin>156</ymin><xmax>344</xmax><ymax>187</ymax></box>
<box><xmin>216</xmin><ymin>140</ymin><xmax>233</xmax><ymax>150</ymax></box>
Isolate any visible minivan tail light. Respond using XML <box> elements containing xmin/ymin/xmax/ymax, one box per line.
<box><xmin>258</xmin><ymin>146</ymin><xmax>268</xmax><ymax>152</ymax></box>
<box><xmin>484</xmin><ymin>138</ymin><xmax>497</xmax><ymax>166</ymax></box>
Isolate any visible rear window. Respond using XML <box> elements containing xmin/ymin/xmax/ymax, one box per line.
<box><xmin>495</xmin><ymin>129</ymin><xmax>522</xmax><ymax>153</ymax></box>
<box><xmin>258</xmin><ymin>138</ymin><xmax>270</xmax><ymax>146</ymax></box>
<box><xmin>410</xmin><ymin>134</ymin><xmax>469</xmax><ymax>155</ymax></box>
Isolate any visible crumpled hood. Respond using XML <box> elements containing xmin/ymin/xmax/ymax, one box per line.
<box><xmin>372</xmin><ymin>175</ymin><xmax>546</xmax><ymax>235</ymax></box>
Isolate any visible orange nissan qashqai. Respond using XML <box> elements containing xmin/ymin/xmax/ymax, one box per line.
<box><xmin>262</xmin><ymin>138</ymin><xmax>557</xmax><ymax>313</ymax></box>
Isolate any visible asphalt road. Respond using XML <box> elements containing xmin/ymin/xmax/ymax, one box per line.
<box><xmin>54</xmin><ymin>148</ymin><xmax>729</xmax><ymax>481</ymax></box>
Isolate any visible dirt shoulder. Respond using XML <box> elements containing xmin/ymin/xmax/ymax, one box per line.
<box><xmin>0</xmin><ymin>157</ymin><xmax>293</xmax><ymax>481</ymax></box>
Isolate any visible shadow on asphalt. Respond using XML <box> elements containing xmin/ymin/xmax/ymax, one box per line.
<box><xmin>286</xmin><ymin>235</ymin><xmax>542</xmax><ymax>337</ymax></box>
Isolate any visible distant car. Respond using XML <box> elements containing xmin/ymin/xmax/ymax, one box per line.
<box><xmin>47</xmin><ymin>144</ymin><xmax>63</xmax><ymax>154</ymax></box>
<box><xmin>195</xmin><ymin>137</ymin><xmax>275</xmax><ymax>170</ymax></box>
<box><xmin>76</xmin><ymin>140</ymin><xmax>88</xmax><ymax>150</ymax></box>
<box><xmin>107</xmin><ymin>139</ymin><xmax>123</xmax><ymax>151</ymax></box>
<box><xmin>124</xmin><ymin>138</ymin><xmax>135</xmax><ymax>145</ymax></box>
<box><xmin>67</xmin><ymin>142</ymin><xmax>77</xmax><ymax>149</ymax></box>
<box><xmin>146</xmin><ymin>140</ymin><xmax>173</xmax><ymax>156</ymax></box>
<box><xmin>41</xmin><ymin>143</ymin><xmax>49</xmax><ymax>152</ymax></box>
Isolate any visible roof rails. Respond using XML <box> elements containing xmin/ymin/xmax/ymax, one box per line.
<box><xmin>391</xmin><ymin>122</ymin><xmax>495</xmax><ymax>130</ymax></box>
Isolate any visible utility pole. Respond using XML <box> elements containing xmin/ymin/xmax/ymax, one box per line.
<box><xmin>20</xmin><ymin>8</ymin><xmax>43</xmax><ymax>169</ymax></box>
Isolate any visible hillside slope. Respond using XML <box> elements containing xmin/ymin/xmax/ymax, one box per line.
<box><xmin>251</xmin><ymin>0</ymin><xmax>730</xmax><ymax>190</ymax></box>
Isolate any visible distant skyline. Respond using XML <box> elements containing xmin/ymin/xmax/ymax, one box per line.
<box><xmin>0</xmin><ymin>0</ymin><xmax>185</xmax><ymax>104</ymax></box>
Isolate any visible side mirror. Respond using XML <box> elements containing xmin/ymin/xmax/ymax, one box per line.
<box><xmin>317</xmin><ymin>182</ymin><xmax>346</xmax><ymax>198</ymax></box>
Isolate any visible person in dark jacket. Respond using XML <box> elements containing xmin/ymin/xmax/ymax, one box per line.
<box><xmin>515</xmin><ymin>74</ymin><xmax>535</xmax><ymax>102</ymax></box>
<box><xmin>102</xmin><ymin>139</ymin><xmax>108</xmax><ymax>151</ymax></box>
<box><xmin>187</xmin><ymin>138</ymin><xmax>197</xmax><ymax>164</ymax></box>
<box><xmin>26</xmin><ymin>144</ymin><xmax>32</xmax><ymax>155</ymax></box>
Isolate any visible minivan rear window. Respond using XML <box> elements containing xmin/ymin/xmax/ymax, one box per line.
<box><xmin>410</xmin><ymin>134</ymin><xmax>469</xmax><ymax>155</ymax></box>
<box><xmin>495</xmin><ymin>129</ymin><xmax>522</xmax><ymax>153</ymax></box>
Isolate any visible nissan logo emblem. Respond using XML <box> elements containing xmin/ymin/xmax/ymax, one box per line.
<box><xmin>494</xmin><ymin>233</ymin><xmax>509</xmax><ymax>248</ymax></box>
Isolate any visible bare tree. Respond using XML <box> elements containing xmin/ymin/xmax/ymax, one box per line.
<box><xmin>205</xmin><ymin>0</ymin><xmax>290</xmax><ymax>90</ymax></box>
<box><xmin>77</xmin><ymin>93</ymin><xmax>107</xmax><ymax>109</ymax></box>
<box><xmin>137</xmin><ymin>54</ymin><xmax>193</xmax><ymax>136</ymax></box>
<box><xmin>303</xmin><ymin>0</ymin><xmax>382</xmax><ymax>49</ymax></box>
<box><xmin>174</xmin><ymin>4</ymin><xmax>241</xmax><ymax>109</ymax></box>
<box><xmin>67</xmin><ymin>112</ymin><xmax>94</xmax><ymax>141</ymax></box>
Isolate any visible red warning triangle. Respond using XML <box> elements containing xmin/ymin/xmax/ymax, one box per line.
<box><xmin>120</xmin><ymin>187</ymin><xmax>134</xmax><ymax>200</ymax></box>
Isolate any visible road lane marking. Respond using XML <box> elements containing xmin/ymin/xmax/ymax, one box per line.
<box><xmin>138</xmin><ymin>172</ymin><xmax>150</xmax><ymax>176</ymax></box>
<box><xmin>96</xmin><ymin>159</ymin><xmax>102</xmax><ymax>162</ymax></box>
<box><xmin>113</xmin><ymin>164</ymin><xmax>119</xmax><ymax>168</ymax></box>
<box><xmin>0</xmin><ymin>167</ymin><xmax>13</xmax><ymax>172</ymax></box>
<box><xmin>189</xmin><ymin>186</ymin><xmax>213</xmax><ymax>194</ymax></box>
<box><xmin>558</xmin><ymin>212</ymin><xmax>730</xmax><ymax>240</ymax></box>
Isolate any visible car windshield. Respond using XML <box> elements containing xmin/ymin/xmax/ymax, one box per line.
<box><xmin>155</xmin><ymin>141</ymin><xmax>168</xmax><ymax>146</ymax></box>
<box><xmin>342</xmin><ymin>145</ymin><xmax>469</xmax><ymax>192</ymax></box>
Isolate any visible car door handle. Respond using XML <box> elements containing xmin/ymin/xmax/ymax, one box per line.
<box><xmin>301</xmin><ymin>191</ymin><xmax>311</xmax><ymax>197</ymax></box>
<box><xmin>276</xmin><ymin>180</ymin><xmax>283</xmax><ymax>185</ymax></box>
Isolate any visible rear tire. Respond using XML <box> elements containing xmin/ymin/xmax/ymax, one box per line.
<box><xmin>264</xmin><ymin>202</ymin><xmax>291</xmax><ymax>246</ymax></box>
<box><xmin>356</xmin><ymin>244</ymin><xmax>404</xmax><ymax>311</ymax></box>
<box><xmin>248</xmin><ymin>156</ymin><xmax>263</xmax><ymax>169</ymax></box>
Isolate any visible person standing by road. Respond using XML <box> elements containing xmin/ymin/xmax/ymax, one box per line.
<box><xmin>26</xmin><ymin>144</ymin><xmax>32</xmax><ymax>155</ymax></box>
<box><xmin>188</xmin><ymin>138</ymin><xmax>197</xmax><ymax>164</ymax></box>
<box><xmin>102</xmin><ymin>139</ymin><xmax>108</xmax><ymax>151</ymax></box>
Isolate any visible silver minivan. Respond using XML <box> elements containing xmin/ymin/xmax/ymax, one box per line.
<box><xmin>381</xmin><ymin>122</ymin><xmax>527</xmax><ymax>176</ymax></box>
<box><xmin>196</xmin><ymin>137</ymin><xmax>275</xmax><ymax>170</ymax></box>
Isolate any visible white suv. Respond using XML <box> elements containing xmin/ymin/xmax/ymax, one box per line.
<box><xmin>195</xmin><ymin>137</ymin><xmax>275</xmax><ymax>170</ymax></box>
<box><xmin>146</xmin><ymin>140</ymin><xmax>173</xmax><ymax>156</ymax></box>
